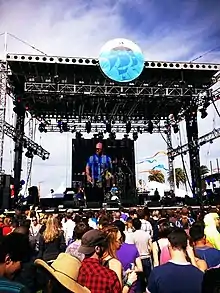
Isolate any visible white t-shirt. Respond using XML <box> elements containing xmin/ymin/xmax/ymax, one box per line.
<box><xmin>132</xmin><ymin>229</ymin><xmax>151</xmax><ymax>258</ymax></box>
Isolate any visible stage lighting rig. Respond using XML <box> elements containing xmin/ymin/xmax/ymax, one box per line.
<box><xmin>38</xmin><ymin>122</ymin><xmax>47</xmax><ymax>133</ymax></box>
<box><xmin>200</xmin><ymin>108</ymin><xmax>208</xmax><ymax>119</ymax></box>
<box><xmin>173</xmin><ymin>124</ymin><xmax>179</xmax><ymax>134</ymax></box>
<box><xmin>126</xmin><ymin>121</ymin><xmax>131</xmax><ymax>133</ymax></box>
<box><xmin>85</xmin><ymin>121</ymin><xmax>91</xmax><ymax>133</ymax></box>
<box><xmin>106</xmin><ymin>122</ymin><xmax>111</xmax><ymax>133</ymax></box>
<box><xmin>25</xmin><ymin>148</ymin><xmax>34</xmax><ymax>159</ymax></box>
<box><xmin>13</xmin><ymin>98</ymin><xmax>28</xmax><ymax>115</ymax></box>
<box><xmin>133</xmin><ymin>132</ymin><xmax>138</xmax><ymax>141</ymax></box>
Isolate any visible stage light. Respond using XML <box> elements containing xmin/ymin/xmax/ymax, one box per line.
<box><xmin>38</xmin><ymin>123</ymin><xmax>47</xmax><ymax>133</ymax></box>
<box><xmin>126</xmin><ymin>121</ymin><xmax>131</xmax><ymax>133</ymax></box>
<box><xmin>200</xmin><ymin>108</ymin><xmax>208</xmax><ymax>119</ymax></box>
<box><xmin>133</xmin><ymin>132</ymin><xmax>138</xmax><ymax>141</ymax></box>
<box><xmin>173</xmin><ymin>124</ymin><xmax>179</xmax><ymax>134</ymax></box>
<box><xmin>147</xmin><ymin>120</ymin><xmax>153</xmax><ymax>134</ymax></box>
<box><xmin>13</xmin><ymin>99</ymin><xmax>26</xmax><ymax>115</ymax></box>
<box><xmin>106</xmin><ymin>122</ymin><xmax>111</xmax><ymax>133</ymax></box>
<box><xmin>76</xmin><ymin>132</ymin><xmax>82</xmax><ymax>140</ymax></box>
<box><xmin>85</xmin><ymin>121</ymin><xmax>91</xmax><ymax>133</ymax></box>
<box><xmin>25</xmin><ymin>148</ymin><xmax>34</xmax><ymax>159</ymax></box>
<box><xmin>98</xmin><ymin>132</ymin><xmax>104</xmax><ymax>141</ymax></box>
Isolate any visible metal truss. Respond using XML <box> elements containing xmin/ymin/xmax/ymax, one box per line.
<box><xmin>26</xmin><ymin>118</ymin><xmax>34</xmax><ymax>187</ymax></box>
<box><xmin>165</xmin><ymin>126</ymin><xmax>175</xmax><ymax>191</ymax></box>
<box><xmin>168</xmin><ymin>127</ymin><xmax>220</xmax><ymax>158</ymax></box>
<box><xmin>0</xmin><ymin>62</ymin><xmax>7</xmax><ymax>172</ymax></box>
<box><xmin>6</xmin><ymin>53</ymin><xmax>220</xmax><ymax>71</ymax></box>
<box><xmin>24</xmin><ymin>82</ymin><xmax>204</xmax><ymax>97</ymax></box>
<box><xmin>43</xmin><ymin>121</ymin><xmax>167</xmax><ymax>134</ymax></box>
<box><xmin>3</xmin><ymin>120</ymin><xmax>50</xmax><ymax>160</ymax></box>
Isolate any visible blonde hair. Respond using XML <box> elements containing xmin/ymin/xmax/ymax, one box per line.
<box><xmin>43</xmin><ymin>216</ymin><xmax>60</xmax><ymax>243</ymax></box>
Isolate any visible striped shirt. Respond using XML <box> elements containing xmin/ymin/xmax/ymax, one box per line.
<box><xmin>0</xmin><ymin>278</ymin><xmax>29</xmax><ymax>293</ymax></box>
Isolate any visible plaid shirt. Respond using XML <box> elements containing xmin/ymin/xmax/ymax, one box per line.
<box><xmin>77</xmin><ymin>258</ymin><xmax>121</xmax><ymax>293</ymax></box>
<box><xmin>175</xmin><ymin>217</ymin><xmax>195</xmax><ymax>228</ymax></box>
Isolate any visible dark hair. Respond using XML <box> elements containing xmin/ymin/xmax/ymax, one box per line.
<box><xmin>189</xmin><ymin>223</ymin><xmax>205</xmax><ymax>242</ymax></box>
<box><xmin>168</xmin><ymin>228</ymin><xmax>187</xmax><ymax>250</ymax></box>
<box><xmin>74</xmin><ymin>222</ymin><xmax>89</xmax><ymax>240</ymax></box>
<box><xmin>158</xmin><ymin>222</ymin><xmax>173</xmax><ymax>239</ymax></box>
<box><xmin>0</xmin><ymin>233</ymin><xmax>30</xmax><ymax>263</ymax></box>
<box><xmin>113</xmin><ymin>220</ymin><xmax>125</xmax><ymax>234</ymax></box>
<box><xmin>132</xmin><ymin>218</ymin><xmax>142</xmax><ymax>230</ymax></box>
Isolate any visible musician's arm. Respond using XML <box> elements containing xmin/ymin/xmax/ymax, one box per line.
<box><xmin>86</xmin><ymin>158</ymin><xmax>92</xmax><ymax>182</ymax></box>
<box><xmin>108</xmin><ymin>156</ymin><xmax>113</xmax><ymax>172</ymax></box>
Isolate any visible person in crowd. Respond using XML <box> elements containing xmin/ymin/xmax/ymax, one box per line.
<box><xmin>137</xmin><ymin>210</ymin><xmax>153</xmax><ymax>237</ymax></box>
<box><xmin>131</xmin><ymin>218</ymin><xmax>152</xmax><ymax>290</ymax></box>
<box><xmin>77</xmin><ymin>229</ymin><xmax>124</xmax><ymax>293</ymax></box>
<box><xmin>204</xmin><ymin>212</ymin><xmax>220</xmax><ymax>249</ymax></box>
<box><xmin>35</xmin><ymin>253</ymin><xmax>90</xmax><ymax>293</ymax></box>
<box><xmin>152</xmin><ymin>221</ymin><xmax>173</xmax><ymax>267</ymax></box>
<box><xmin>63</xmin><ymin>210</ymin><xmax>76</xmax><ymax>245</ymax></box>
<box><xmin>29</xmin><ymin>217</ymin><xmax>41</xmax><ymax>238</ymax></box>
<box><xmin>175</xmin><ymin>207</ymin><xmax>195</xmax><ymax>230</ymax></box>
<box><xmin>86</xmin><ymin>211</ymin><xmax>97</xmax><ymax>229</ymax></box>
<box><xmin>12</xmin><ymin>226</ymin><xmax>37</xmax><ymax>293</ymax></box>
<box><xmin>190</xmin><ymin>222</ymin><xmax>220</xmax><ymax>268</ymax></box>
<box><xmin>147</xmin><ymin>228</ymin><xmax>204</xmax><ymax>293</ymax></box>
<box><xmin>124</xmin><ymin>217</ymin><xmax>135</xmax><ymax>244</ymax></box>
<box><xmin>0</xmin><ymin>232</ymin><xmax>30</xmax><ymax>292</ymax></box>
<box><xmin>202</xmin><ymin>267</ymin><xmax>220</xmax><ymax>293</ymax></box>
<box><xmin>38</xmin><ymin>216</ymin><xmax>66</xmax><ymax>263</ymax></box>
<box><xmin>2</xmin><ymin>217</ymin><xmax>13</xmax><ymax>235</ymax></box>
<box><xmin>66</xmin><ymin>222</ymin><xmax>89</xmax><ymax>261</ymax></box>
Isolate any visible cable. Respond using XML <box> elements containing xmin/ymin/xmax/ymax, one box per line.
<box><xmin>190</xmin><ymin>45</ymin><xmax>220</xmax><ymax>62</ymax></box>
<box><xmin>7</xmin><ymin>33</ymin><xmax>47</xmax><ymax>56</ymax></box>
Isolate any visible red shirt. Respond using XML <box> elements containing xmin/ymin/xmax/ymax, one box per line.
<box><xmin>2</xmin><ymin>226</ymin><xmax>12</xmax><ymax>235</ymax></box>
<box><xmin>77</xmin><ymin>258</ymin><xmax>121</xmax><ymax>293</ymax></box>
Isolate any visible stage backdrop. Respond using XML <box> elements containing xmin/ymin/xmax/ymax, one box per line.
<box><xmin>72</xmin><ymin>138</ymin><xmax>136</xmax><ymax>199</ymax></box>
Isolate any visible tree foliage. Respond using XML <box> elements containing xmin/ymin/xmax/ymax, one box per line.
<box><xmin>168</xmin><ymin>167</ymin><xmax>186</xmax><ymax>188</ymax></box>
<box><xmin>148</xmin><ymin>170</ymin><xmax>165</xmax><ymax>183</ymax></box>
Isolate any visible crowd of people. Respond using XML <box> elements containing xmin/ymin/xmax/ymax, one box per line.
<box><xmin>0</xmin><ymin>205</ymin><xmax>220</xmax><ymax>292</ymax></box>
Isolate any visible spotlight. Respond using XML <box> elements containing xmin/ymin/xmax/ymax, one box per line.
<box><xmin>173</xmin><ymin>124</ymin><xmax>179</xmax><ymax>134</ymax></box>
<box><xmin>126</xmin><ymin>121</ymin><xmax>131</xmax><ymax>133</ymax></box>
<box><xmin>85</xmin><ymin>121</ymin><xmax>91</xmax><ymax>133</ymax></box>
<box><xmin>13</xmin><ymin>99</ymin><xmax>26</xmax><ymax>115</ymax></box>
<box><xmin>133</xmin><ymin>132</ymin><xmax>138</xmax><ymax>141</ymax></box>
<box><xmin>25</xmin><ymin>148</ymin><xmax>34</xmax><ymax>159</ymax></box>
<box><xmin>200</xmin><ymin>108</ymin><xmax>208</xmax><ymax>119</ymax></box>
<box><xmin>106</xmin><ymin>122</ymin><xmax>111</xmax><ymax>133</ymax></box>
<box><xmin>38</xmin><ymin>123</ymin><xmax>47</xmax><ymax>133</ymax></box>
<box><xmin>147</xmin><ymin>120</ymin><xmax>153</xmax><ymax>134</ymax></box>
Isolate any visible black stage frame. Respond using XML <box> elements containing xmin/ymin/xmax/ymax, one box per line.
<box><xmin>5</xmin><ymin>53</ymin><xmax>220</xmax><ymax>201</ymax></box>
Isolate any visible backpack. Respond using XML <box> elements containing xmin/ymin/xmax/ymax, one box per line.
<box><xmin>156</xmin><ymin>241</ymin><xmax>171</xmax><ymax>265</ymax></box>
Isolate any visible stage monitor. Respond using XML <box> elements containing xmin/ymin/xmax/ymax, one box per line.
<box><xmin>72</xmin><ymin>138</ymin><xmax>136</xmax><ymax>200</ymax></box>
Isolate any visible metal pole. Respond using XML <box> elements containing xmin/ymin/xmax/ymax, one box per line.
<box><xmin>216</xmin><ymin>158</ymin><xmax>220</xmax><ymax>173</ymax></box>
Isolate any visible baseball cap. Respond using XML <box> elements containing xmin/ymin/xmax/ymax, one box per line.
<box><xmin>78</xmin><ymin>230</ymin><xmax>106</xmax><ymax>255</ymax></box>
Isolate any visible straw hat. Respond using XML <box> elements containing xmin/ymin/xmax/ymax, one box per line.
<box><xmin>35</xmin><ymin>253</ymin><xmax>90</xmax><ymax>293</ymax></box>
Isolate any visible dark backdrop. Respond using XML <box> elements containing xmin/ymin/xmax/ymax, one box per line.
<box><xmin>72</xmin><ymin>138</ymin><xmax>136</xmax><ymax>199</ymax></box>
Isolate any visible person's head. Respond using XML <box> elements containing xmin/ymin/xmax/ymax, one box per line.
<box><xmin>204</xmin><ymin>213</ymin><xmax>220</xmax><ymax>229</ymax></box>
<box><xmin>43</xmin><ymin>216</ymin><xmax>60</xmax><ymax>243</ymax></box>
<box><xmin>114</xmin><ymin>211</ymin><xmax>121</xmax><ymax>220</ymax></box>
<box><xmin>74</xmin><ymin>222</ymin><xmax>89</xmax><ymax>240</ymax></box>
<box><xmin>0</xmin><ymin>232</ymin><xmax>30</xmax><ymax>278</ymax></box>
<box><xmin>126</xmin><ymin>217</ymin><xmax>133</xmax><ymax>229</ymax></box>
<box><xmin>35</xmin><ymin>253</ymin><xmax>90</xmax><ymax>293</ymax></box>
<box><xmin>101</xmin><ymin>225</ymin><xmax>122</xmax><ymax>258</ymax></box>
<box><xmin>158</xmin><ymin>222</ymin><xmax>173</xmax><ymax>239</ymax></box>
<box><xmin>168</xmin><ymin>228</ymin><xmax>188</xmax><ymax>256</ymax></box>
<box><xmin>96</xmin><ymin>142</ymin><xmax>103</xmax><ymax>155</ymax></box>
<box><xmin>189</xmin><ymin>223</ymin><xmax>206</xmax><ymax>245</ymax></box>
<box><xmin>132</xmin><ymin>218</ymin><xmax>142</xmax><ymax>231</ymax></box>
<box><xmin>98</xmin><ymin>215</ymin><xmax>112</xmax><ymax>229</ymax></box>
<box><xmin>4</xmin><ymin>217</ymin><xmax>12</xmax><ymax>227</ymax></box>
<box><xmin>78</xmin><ymin>230</ymin><xmax>107</xmax><ymax>259</ymax></box>
<box><xmin>31</xmin><ymin>217</ymin><xmax>38</xmax><ymax>227</ymax></box>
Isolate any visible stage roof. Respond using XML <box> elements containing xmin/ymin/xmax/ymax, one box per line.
<box><xmin>6</xmin><ymin>53</ymin><xmax>220</xmax><ymax>120</ymax></box>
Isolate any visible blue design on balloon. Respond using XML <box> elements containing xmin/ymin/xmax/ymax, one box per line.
<box><xmin>99</xmin><ymin>46</ymin><xmax>145</xmax><ymax>83</ymax></box>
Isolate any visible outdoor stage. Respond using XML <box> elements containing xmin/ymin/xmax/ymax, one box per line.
<box><xmin>1</xmin><ymin>52</ymin><xmax>220</xmax><ymax>208</ymax></box>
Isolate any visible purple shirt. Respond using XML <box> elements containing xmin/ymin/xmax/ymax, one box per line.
<box><xmin>117</xmin><ymin>243</ymin><xmax>139</xmax><ymax>271</ymax></box>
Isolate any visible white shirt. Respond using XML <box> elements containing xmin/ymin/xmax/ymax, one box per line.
<box><xmin>140</xmin><ymin>219</ymin><xmax>153</xmax><ymax>237</ymax></box>
<box><xmin>88</xmin><ymin>218</ymin><xmax>97</xmax><ymax>229</ymax></box>
<box><xmin>132</xmin><ymin>229</ymin><xmax>151</xmax><ymax>258</ymax></box>
<box><xmin>63</xmin><ymin>219</ymin><xmax>75</xmax><ymax>244</ymax></box>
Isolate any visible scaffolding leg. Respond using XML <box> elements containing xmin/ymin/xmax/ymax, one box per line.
<box><xmin>166</xmin><ymin>124</ymin><xmax>175</xmax><ymax>192</ymax></box>
<box><xmin>0</xmin><ymin>62</ymin><xmax>7</xmax><ymax>173</ymax></box>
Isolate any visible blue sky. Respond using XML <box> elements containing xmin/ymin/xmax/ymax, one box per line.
<box><xmin>0</xmin><ymin>0</ymin><xmax>220</xmax><ymax>196</ymax></box>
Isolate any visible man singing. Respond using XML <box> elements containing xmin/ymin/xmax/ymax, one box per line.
<box><xmin>86</xmin><ymin>142</ymin><xmax>112</xmax><ymax>203</ymax></box>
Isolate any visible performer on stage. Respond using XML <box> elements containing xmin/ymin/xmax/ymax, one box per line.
<box><xmin>86</xmin><ymin>142</ymin><xmax>112</xmax><ymax>203</ymax></box>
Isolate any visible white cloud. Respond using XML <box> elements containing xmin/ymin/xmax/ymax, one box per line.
<box><xmin>0</xmin><ymin>0</ymin><xmax>220</xmax><ymax>196</ymax></box>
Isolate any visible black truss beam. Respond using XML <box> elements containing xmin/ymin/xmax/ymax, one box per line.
<box><xmin>2</xmin><ymin>121</ymin><xmax>50</xmax><ymax>160</ymax></box>
<box><xmin>168</xmin><ymin>127</ymin><xmax>220</xmax><ymax>158</ymax></box>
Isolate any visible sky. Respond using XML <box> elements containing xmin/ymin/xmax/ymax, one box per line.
<box><xmin>0</xmin><ymin>0</ymin><xmax>220</xmax><ymax>197</ymax></box>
